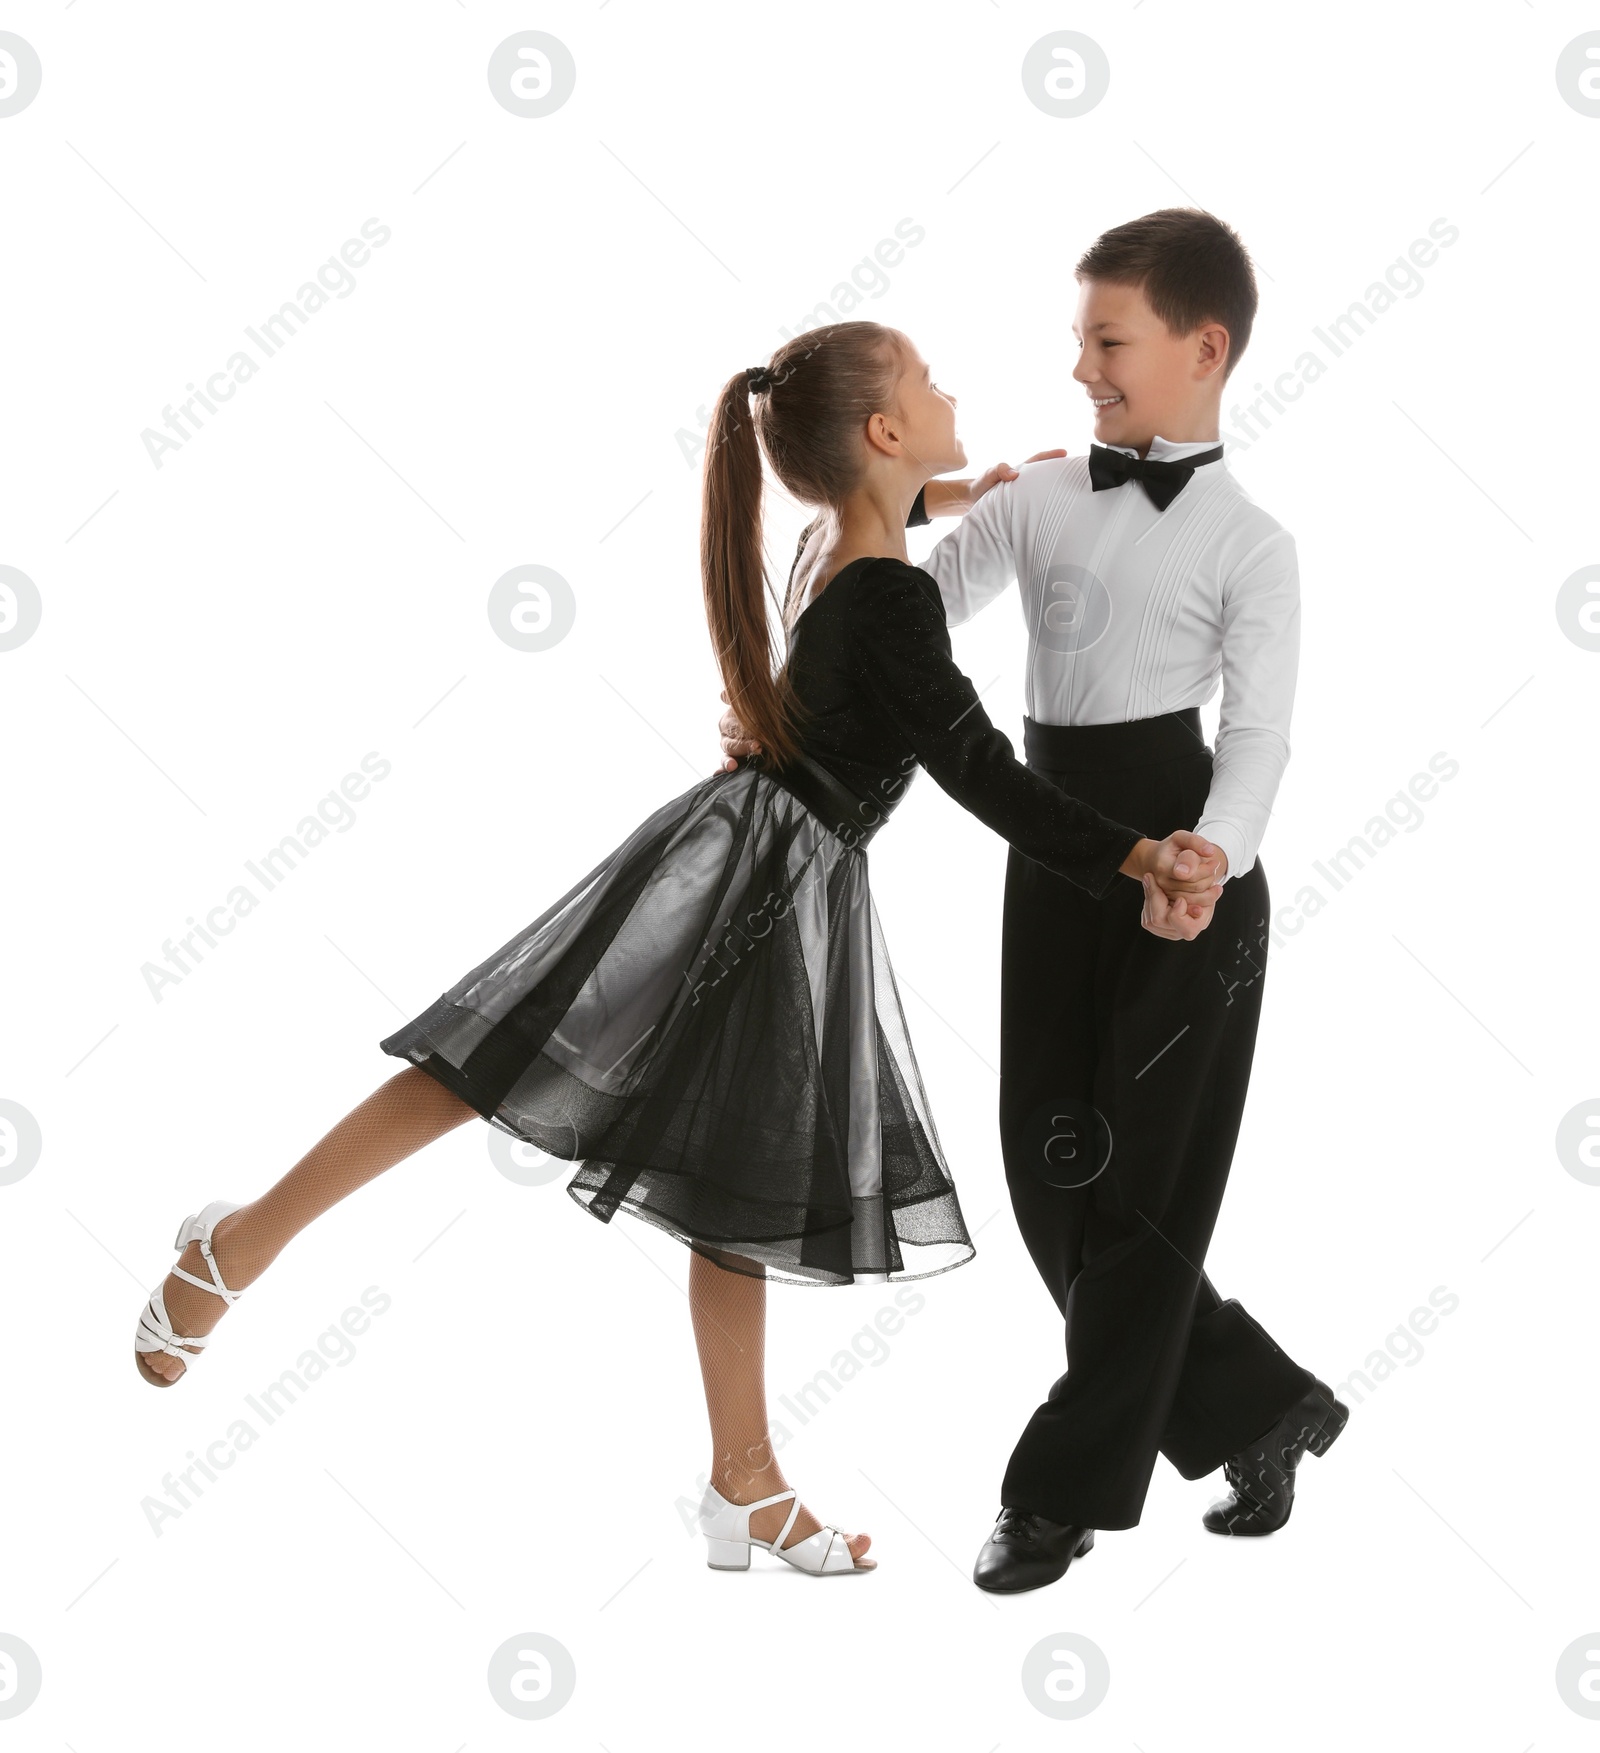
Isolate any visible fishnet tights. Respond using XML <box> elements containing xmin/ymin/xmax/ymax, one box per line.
<box><xmin>689</xmin><ymin>1247</ymin><xmax>871</xmax><ymax>1562</ymax></box>
<box><xmin>139</xmin><ymin>1068</ymin><xmax>874</xmax><ymax>1562</ymax></box>
<box><xmin>140</xmin><ymin>1066</ymin><xmax>476</xmax><ymax>1381</ymax></box>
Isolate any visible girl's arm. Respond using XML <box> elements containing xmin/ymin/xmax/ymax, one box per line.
<box><xmin>912</xmin><ymin>449</ymin><xmax>1067</xmax><ymax>521</ymax></box>
<box><xmin>848</xmin><ymin>557</ymin><xmax>1221</xmax><ymax>901</ymax></box>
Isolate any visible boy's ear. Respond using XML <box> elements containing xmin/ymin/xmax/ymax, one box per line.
<box><xmin>1196</xmin><ymin>322</ymin><xmax>1231</xmax><ymax>375</ymax></box>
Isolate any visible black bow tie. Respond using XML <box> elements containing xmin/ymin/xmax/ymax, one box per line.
<box><xmin>1087</xmin><ymin>442</ymin><xmax>1224</xmax><ymax>511</ymax></box>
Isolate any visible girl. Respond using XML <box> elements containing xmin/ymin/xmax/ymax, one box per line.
<box><xmin>133</xmin><ymin>321</ymin><xmax>1221</xmax><ymax>1577</ymax></box>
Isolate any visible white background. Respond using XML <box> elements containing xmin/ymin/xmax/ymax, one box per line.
<box><xmin>4</xmin><ymin>1</ymin><xmax>1598</xmax><ymax>1746</ymax></box>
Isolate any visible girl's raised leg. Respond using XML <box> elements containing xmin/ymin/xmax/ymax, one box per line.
<box><xmin>688</xmin><ymin>1247</ymin><xmax>874</xmax><ymax>1565</ymax></box>
<box><xmin>137</xmin><ymin>1065</ymin><xmax>477</xmax><ymax>1383</ymax></box>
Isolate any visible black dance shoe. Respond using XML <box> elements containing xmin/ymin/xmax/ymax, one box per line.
<box><xmin>973</xmin><ymin>1507</ymin><xmax>1095</xmax><ymax>1593</ymax></box>
<box><xmin>1202</xmin><ymin>1378</ymin><xmax>1350</xmax><ymax>1536</ymax></box>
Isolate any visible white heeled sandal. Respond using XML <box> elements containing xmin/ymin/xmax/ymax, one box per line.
<box><xmin>697</xmin><ymin>1481</ymin><xmax>870</xmax><ymax>1576</ymax></box>
<box><xmin>134</xmin><ymin>1199</ymin><xmax>245</xmax><ymax>1386</ymax></box>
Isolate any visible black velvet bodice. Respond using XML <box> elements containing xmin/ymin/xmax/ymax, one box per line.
<box><xmin>774</xmin><ymin>535</ymin><xmax>1143</xmax><ymax>899</ymax></box>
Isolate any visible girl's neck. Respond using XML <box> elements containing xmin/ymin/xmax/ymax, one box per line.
<box><xmin>788</xmin><ymin>478</ymin><xmax>921</xmax><ymax>613</ymax></box>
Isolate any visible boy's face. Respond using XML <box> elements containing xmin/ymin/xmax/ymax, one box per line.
<box><xmin>1071</xmin><ymin>278</ymin><xmax>1224</xmax><ymax>447</ymax></box>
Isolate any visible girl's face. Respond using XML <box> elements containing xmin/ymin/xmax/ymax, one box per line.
<box><xmin>882</xmin><ymin>338</ymin><xmax>967</xmax><ymax>478</ymax></box>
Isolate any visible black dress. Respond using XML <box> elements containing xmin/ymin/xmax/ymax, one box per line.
<box><xmin>379</xmin><ymin>528</ymin><xmax>1143</xmax><ymax>1286</ymax></box>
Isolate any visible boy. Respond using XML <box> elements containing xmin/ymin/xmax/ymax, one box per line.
<box><xmin>723</xmin><ymin>208</ymin><xmax>1348</xmax><ymax>1593</ymax></box>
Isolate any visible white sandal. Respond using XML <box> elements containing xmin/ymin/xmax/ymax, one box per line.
<box><xmin>697</xmin><ymin>1481</ymin><xmax>871</xmax><ymax>1575</ymax></box>
<box><xmin>134</xmin><ymin>1199</ymin><xmax>245</xmax><ymax>1386</ymax></box>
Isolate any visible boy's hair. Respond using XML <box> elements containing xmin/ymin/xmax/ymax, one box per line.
<box><xmin>1075</xmin><ymin>208</ymin><xmax>1257</xmax><ymax>382</ymax></box>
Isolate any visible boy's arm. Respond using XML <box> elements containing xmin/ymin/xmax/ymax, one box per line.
<box><xmin>1192</xmin><ymin>527</ymin><xmax>1300</xmax><ymax>882</ymax></box>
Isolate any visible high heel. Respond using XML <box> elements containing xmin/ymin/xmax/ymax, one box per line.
<box><xmin>1302</xmin><ymin>1390</ymin><xmax>1350</xmax><ymax>1456</ymax></box>
<box><xmin>697</xmin><ymin>1482</ymin><xmax>871</xmax><ymax>1576</ymax></box>
<box><xmin>134</xmin><ymin>1200</ymin><xmax>245</xmax><ymax>1387</ymax></box>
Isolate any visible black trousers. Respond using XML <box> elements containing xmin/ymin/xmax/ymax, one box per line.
<box><xmin>996</xmin><ymin>708</ymin><xmax>1315</xmax><ymax>1531</ymax></box>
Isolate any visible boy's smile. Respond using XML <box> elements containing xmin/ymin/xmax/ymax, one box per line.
<box><xmin>1071</xmin><ymin>277</ymin><xmax>1225</xmax><ymax>458</ymax></box>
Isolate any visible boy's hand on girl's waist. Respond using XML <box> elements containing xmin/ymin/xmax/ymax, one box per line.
<box><xmin>718</xmin><ymin>689</ymin><xmax>763</xmax><ymax>772</ymax></box>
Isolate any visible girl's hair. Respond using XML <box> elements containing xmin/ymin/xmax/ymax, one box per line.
<box><xmin>700</xmin><ymin>320</ymin><xmax>909</xmax><ymax>769</ymax></box>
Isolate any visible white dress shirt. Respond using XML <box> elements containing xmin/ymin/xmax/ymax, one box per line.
<box><xmin>917</xmin><ymin>435</ymin><xmax>1300</xmax><ymax>881</ymax></box>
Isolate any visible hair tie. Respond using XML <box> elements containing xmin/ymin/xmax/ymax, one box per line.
<box><xmin>745</xmin><ymin>364</ymin><xmax>775</xmax><ymax>394</ymax></box>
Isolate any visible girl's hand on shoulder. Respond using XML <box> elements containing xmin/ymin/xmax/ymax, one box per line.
<box><xmin>967</xmin><ymin>448</ymin><xmax>1069</xmax><ymax>507</ymax></box>
<box><xmin>925</xmin><ymin>450</ymin><xmax>1069</xmax><ymax>518</ymax></box>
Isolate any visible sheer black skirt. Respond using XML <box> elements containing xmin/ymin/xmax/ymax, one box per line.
<box><xmin>378</xmin><ymin>761</ymin><xmax>975</xmax><ymax>1286</ymax></box>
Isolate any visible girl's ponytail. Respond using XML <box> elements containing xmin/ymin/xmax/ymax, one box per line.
<box><xmin>700</xmin><ymin>367</ymin><xmax>803</xmax><ymax>768</ymax></box>
<box><xmin>699</xmin><ymin>325</ymin><xmax>908</xmax><ymax>773</ymax></box>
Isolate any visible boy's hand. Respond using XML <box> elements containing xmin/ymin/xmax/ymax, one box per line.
<box><xmin>1140</xmin><ymin>873</ymin><xmax>1224</xmax><ymax>940</ymax></box>
<box><xmin>718</xmin><ymin>688</ymin><xmax>762</xmax><ymax>772</ymax></box>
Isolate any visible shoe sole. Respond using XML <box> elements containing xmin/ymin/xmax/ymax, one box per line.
<box><xmin>705</xmin><ymin>1536</ymin><xmax>874</xmax><ymax>1575</ymax></box>
<box><xmin>706</xmin><ymin>1555</ymin><xmax>875</xmax><ymax>1576</ymax></box>
<box><xmin>134</xmin><ymin>1208</ymin><xmax>228</xmax><ymax>1387</ymax></box>
<box><xmin>1207</xmin><ymin>1504</ymin><xmax>1289</xmax><ymax>1537</ymax></box>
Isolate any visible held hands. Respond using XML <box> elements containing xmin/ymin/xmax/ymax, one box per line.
<box><xmin>1140</xmin><ymin>872</ymin><xmax>1225</xmax><ymax>940</ymax></box>
<box><xmin>1137</xmin><ymin>830</ymin><xmax>1229</xmax><ymax>895</ymax></box>
<box><xmin>1121</xmin><ymin>831</ymin><xmax>1230</xmax><ymax>941</ymax></box>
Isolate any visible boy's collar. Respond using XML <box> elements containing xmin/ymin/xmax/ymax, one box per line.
<box><xmin>1099</xmin><ymin>433</ymin><xmax>1227</xmax><ymax>465</ymax></box>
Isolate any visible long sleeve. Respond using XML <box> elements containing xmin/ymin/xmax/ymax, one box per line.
<box><xmin>847</xmin><ymin>559</ymin><xmax>1143</xmax><ymax>898</ymax></box>
<box><xmin>1192</xmin><ymin>527</ymin><xmax>1299</xmax><ymax>881</ymax></box>
<box><xmin>914</xmin><ymin>474</ymin><xmax>1020</xmax><ymax>627</ymax></box>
